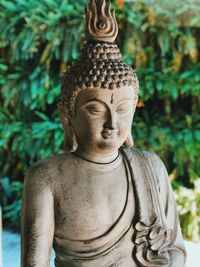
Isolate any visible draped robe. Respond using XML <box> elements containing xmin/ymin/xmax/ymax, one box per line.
<box><xmin>21</xmin><ymin>148</ymin><xmax>186</xmax><ymax>267</ymax></box>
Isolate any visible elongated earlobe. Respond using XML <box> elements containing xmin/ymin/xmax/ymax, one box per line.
<box><xmin>57</xmin><ymin>102</ymin><xmax>78</xmax><ymax>153</ymax></box>
<box><xmin>123</xmin><ymin>133</ymin><xmax>134</xmax><ymax>148</ymax></box>
<box><xmin>123</xmin><ymin>97</ymin><xmax>138</xmax><ymax>148</ymax></box>
<box><xmin>63</xmin><ymin>124</ymin><xmax>78</xmax><ymax>152</ymax></box>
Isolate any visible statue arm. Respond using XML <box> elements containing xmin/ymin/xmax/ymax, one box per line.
<box><xmin>21</xmin><ymin>161</ymin><xmax>54</xmax><ymax>267</ymax></box>
<box><xmin>148</xmin><ymin>152</ymin><xmax>187</xmax><ymax>266</ymax></box>
<box><xmin>163</xmin><ymin>169</ymin><xmax>187</xmax><ymax>267</ymax></box>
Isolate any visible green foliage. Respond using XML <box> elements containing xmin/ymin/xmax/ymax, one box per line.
<box><xmin>0</xmin><ymin>0</ymin><xmax>200</xmax><ymax>238</ymax></box>
<box><xmin>0</xmin><ymin>177</ymin><xmax>23</xmax><ymax>229</ymax></box>
<box><xmin>174</xmin><ymin>179</ymin><xmax>200</xmax><ymax>242</ymax></box>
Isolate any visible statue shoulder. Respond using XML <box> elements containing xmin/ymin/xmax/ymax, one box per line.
<box><xmin>24</xmin><ymin>153</ymin><xmax>75</xmax><ymax>191</ymax></box>
<box><xmin>139</xmin><ymin>149</ymin><xmax>169</xmax><ymax>180</ymax></box>
<box><xmin>122</xmin><ymin>147</ymin><xmax>169</xmax><ymax>187</ymax></box>
<box><xmin>139</xmin><ymin>149</ymin><xmax>167</xmax><ymax>169</ymax></box>
<box><xmin>123</xmin><ymin>147</ymin><xmax>164</xmax><ymax>163</ymax></box>
<box><xmin>24</xmin><ymin>158</ymin><xmax>54</xmax><ymax>193</ymax></box>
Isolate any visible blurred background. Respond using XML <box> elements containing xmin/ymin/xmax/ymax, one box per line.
<box><xmin>0</xmin><ymin>0</ymin><xmax>200</xmax><ymax>264</ymax></box>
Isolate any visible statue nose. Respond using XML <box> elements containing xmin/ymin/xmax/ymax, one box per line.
<box><xmin>104</xmin><ymin>112</ymin><xmax>117</xmax><ymax>130</ymax></box>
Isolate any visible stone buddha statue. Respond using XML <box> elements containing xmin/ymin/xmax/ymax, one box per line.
<box><xmin>21</xmin><ymin>0</ymin><xmax>186</xmax><ymax>266</ymax></box>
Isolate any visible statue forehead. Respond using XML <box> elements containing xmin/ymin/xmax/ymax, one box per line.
<box><xmin>75</xmin><ymin>87</ymin><xmax>135</xmax><ymax>106</ymax></box>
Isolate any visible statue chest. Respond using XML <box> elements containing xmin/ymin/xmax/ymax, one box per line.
<box><xmin>54</xmin><ymin>157</ymin><xmax>133</xmax><ymax>240</ymax></box>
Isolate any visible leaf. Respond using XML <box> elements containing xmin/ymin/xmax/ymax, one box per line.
<box><xmin>1</xmin><ymin>0</ymin><xmax>16</xmax><ymax>11</ymax></box>
<box><xmin>171</xmin><ymin>82</ymin><xmax>178</xmax><ymax>100</ymax></box>
<box><xmin>35</xmin><ymin>111</ymin><xmax>49</xmax><ymax>121</ymax></box>
<box><xmin>0</xmin><ymin>64</ymin><xmax>8</xmax><ymax>71</ymax></box>
<box><xmin>0</xmin><ymin>177</ymin><xmax>12</xmax><ymax>197</ymax></box>
<box><xmin>40</xmin><ymin>43</ymin><xmax>52</xmax><ymax>64</ymax></box>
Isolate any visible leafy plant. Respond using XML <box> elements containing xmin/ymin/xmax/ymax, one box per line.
<box><xmin>174</xmin><ymin>179</ymin><xmax>200</xmax><ymax>242</ymax></box>
<box><xmin>0</xmin><ymin>177</ymin><xmax>23</xmax><ymax>230</ymax></box>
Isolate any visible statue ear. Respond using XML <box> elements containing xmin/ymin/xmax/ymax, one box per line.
<box><xmin>57</xmin><ymin>102</ymin><xmax>78</xmax><ymax>152</ymax></box>
<box><xmin>123</xmin><ymin>132</ymin><xmax>134</xmax><ymax>148</ymax></box>
<box><xmin>123</xmin><ymin>97</ymin><xmax>138</xmax><ymax>148</ymax></box>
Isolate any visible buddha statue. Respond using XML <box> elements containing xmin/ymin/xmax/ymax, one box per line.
<box><xmin>21</xmin><ymin>0</ymin><xmax>186</xmax><ymax>266</ymax></box>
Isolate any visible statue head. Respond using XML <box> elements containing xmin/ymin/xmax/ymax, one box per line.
<box><xmin>58</xmin><ymin>0</ymin><xmax>139</xmax><ymax>159</ymax></box>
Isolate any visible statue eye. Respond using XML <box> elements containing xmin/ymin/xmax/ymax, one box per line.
<box><xmin>86</xmin><ymin>105</ymin><xmax>105</xmax><ymax>115</ymax></box>
<box><xmin>116</xmin><ymin>108</ymin><xmax>128</xmax><ymax>114</ymax></box>
<box><xmin>116</xmin><ymin>103</ymin><xmax>133</xmax><ymax>114</ymax></box>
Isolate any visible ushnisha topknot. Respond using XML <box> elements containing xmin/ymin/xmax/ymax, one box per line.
<box><xmin>61</xmin><ymin>0</ymin><xmax>139</xmax><ymax>116</ymax></box>
<box><xmin>85</xmin><ymin>0</ymin><xmax>118</xmax><ymax>43</ymax></box>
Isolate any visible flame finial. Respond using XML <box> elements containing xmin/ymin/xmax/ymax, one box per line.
<box><xmin>85</xmin><ymin>0</ymin><xmax>118</xmax><ymax>43</ymax></box>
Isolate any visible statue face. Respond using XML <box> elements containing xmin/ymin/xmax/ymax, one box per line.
<box><xmin>70</xmin><ymin>86</ymin><xmax>136</xmax><ymax>158</ymax></box>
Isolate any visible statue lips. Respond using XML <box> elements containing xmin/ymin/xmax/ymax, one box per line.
<box><xmin>102</xmin><ymin>129</ymin><xmax>117</xmax><ymax>139</ymax></box>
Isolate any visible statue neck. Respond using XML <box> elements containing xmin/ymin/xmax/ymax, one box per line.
<box><xmin>73</xmin><ymin>150</ymin><xmax>120</xmax><ymax>164</ymax></box>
